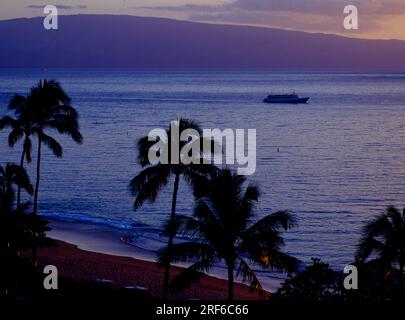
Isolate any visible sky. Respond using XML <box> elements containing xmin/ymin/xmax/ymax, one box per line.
<box><xmin>1</xmin><ymin>0</ymin><xmax>405</xmax><ymax>40</ymax></box>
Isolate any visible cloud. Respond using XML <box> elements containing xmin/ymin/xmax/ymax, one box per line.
<box><xmin>224</xmin><ymin>0</ymin><xmax>405</xmax><ymax>16</ymax></box>
<box><xmin>27</xmin><ymin>5</ymin><xmax>48</xmax><ymax>9</ymax></box>
<box><xmin>26</xmin><ymin>4</ymin><xmax>88</xmax><ymax>10</ymax></box>
<box><xmin>141</xmin><ymin>0</ymin><xmax>405</xmax><ymax>16</ymax></box>
<box><xmin>137</xmin><ymin>4</ymin><xmax>222</xmax><ymax>13</ymax></box>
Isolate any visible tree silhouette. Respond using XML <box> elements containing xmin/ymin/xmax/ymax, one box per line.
<box><xmin>0</xmin><ymin>163</ymin><xmax>33</xmax><ymax>213</ymax></box>
<box><xmin>129</xmin><ymin>118</ymin><xmax>217</xmax><ymax>299</ymax></box>
<box><xmin>356</xmin><ymin>206</ymin><xmax>405</xmax><ymax>284</ymax></box>
<box><xmin>0</xmin><ymin>114</ymin><xmax>33</xmax><ymax>208</ymax></box>
<box><xmin>2</xmin><ymin>80</ymin><xmax>82</xmax><ymax>215</ymax></box>
<box><xmin>159</xmin><ymin>168</ymin><xmax>298</xmax><ymax>300</ymax></box>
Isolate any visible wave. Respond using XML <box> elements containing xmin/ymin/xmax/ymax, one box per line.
<box><xmin>41</xmin><ymin>212</ymin><xmax>178</xmax><ymax>251</ymax></box>
<box><xmin>41</xmin><ymin>212</ymin><xmax>141</xmax><ymax>231</ymax></box>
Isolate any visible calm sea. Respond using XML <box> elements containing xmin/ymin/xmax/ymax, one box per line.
<box><xmin>1</xmin><ymin>69</ymin><xmax>405</xmax><ymax>269</ymax></box>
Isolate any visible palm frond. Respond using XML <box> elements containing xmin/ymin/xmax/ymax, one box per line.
<box><xmin>158</xmin><ymin>239</ymin><xmax>217</xmax><ymax>293</ymax></box>
<box><xmin>246</xmin><ymin>211</ymin><xmax>296</xmax><ymax>235</ymax></box>
<box><xmin>157</xmin><ymin>242</ymin><xmax>217</xmax><ymax>265</ymax></box>
<box><xmin>356</xmin><ymin>237</ymin><xmax>386</xmax><ymax>261</ymax></box>
<box><xmin>8</xmin><ymin>94</ymin><xmax>27</xmax><ymax>110</ymax></box>
<box><xmin>0</xmin><ymin>116</ymin><xmax>17</xmax><ymax>130</ymax></box>
<box><xmin>362</xmin><ymin>213</ymin><xmax>392</xmax><ymax>239</ymax></box>
<box><xmin>169</xmin><ymin>259</ymin><xmax>213</xmax><ymax>293</ymax></box>
<box><xmin>0</xmin><ymin>163</ymin><xmax>33</xmax><ymax>210</ymax></box>
<box><xmin>23</xmin><ymin>136</ymin><xmax>33</xmax><ymax>163</ymax></box>
<box><xmin>52</xmin><ymin>105</ymin><xmax>79</xmax><ymax>118</ymax></box>
<box><xmin>49</xmin><ymin>114</ymin><xmax>79</xmax><ymax>127</ymax></box>
<box><xmin>355</xmin><ymin>206</ymin><xmax>405</xmax><ymax>267</ymax></box>
<box><xmin>5</xmin><ymin>163</ymin><xmax>34</xmax><ymax>196</ymax></box>
<box><xmin>137</xmin><ymin>136</ymin><xmax>160</xmax><ymax>167</ymax></box>
<box><xmin>128</xmin><ymin>165</ymin><xmax>170</xmax><ymax>210</ymax></box>
<box><xmin>239</xmin><ymin>227</ymin><xmax>285</xmax><ymax>253</ymax></box>
<box><xmin>194</xmin><ymin>199</ymin><xmax>222</xmax><ymax>233</ymax></box>
<box><xmin>244</xmin><ymin>247</ymin><xmax>299</xmax><ymax>273</ymax></box>
<box><xmin>236</xmin><ymin>257</ymin><xmax>264</xmax><ymax>293</ymax></box>
<box><xmin>41</xmin><ymin>134</ymin><xmax>63</xmax><ymax>158</ymax></box>
<box><xmin>45</xmin><ymin>119</ymin><xmax>83</xmax><ymax>144</ymax></box>
<box><xmin>385</xmin><ymin>206</ymin><xmax>402</xmax><ymax>230</ymax></box>
<box><xmin>8</xmin><ymin>127</ymin><xmax>24</xmax><ymax>147</ymax></box>
<box><xmin>67</xmin><ymin>126</ymin><xmax>83</xmax><ymax>144</ymax></box>
<box><xmin>163</xmin><ymin>214</ymin><xmax>206</xmax><ymax>240</ymax></box>
<box><xmin>183</xmin><ymin>164</ymin><xmax>219</xmax><ymax>198</ymax></box>
<box><xmin>238</xmin><ymin>184</ymin><xmax>260</xmax><ymax>223</ymax></box>
<box><xmin>39</xmin><ymin>79</ymin><xmax>71</xmax><ymax>105</ymax></box>
<box><xmin>177</xmin><ymin>118</ymin><xmax>203</xmax><ymax>135</ymax></box>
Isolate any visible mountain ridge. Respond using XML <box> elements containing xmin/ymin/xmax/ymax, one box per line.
<box><xmin>0</xmin><ymin>14</ymin><xmax>404</xmax><ymax>69</ymax></box>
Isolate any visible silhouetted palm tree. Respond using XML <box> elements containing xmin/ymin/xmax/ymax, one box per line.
<box><xmin>0</xmin><ymin>163</ymin><xmax>34</xmax><ymax>252</ymax></box>
<box><xmin>3</xmin><ymin>80</ymin><xmax>83</xmax><ymax>215</ymax></box>
<box><xmin>0</xmin><ymin>113</ymin><xmax>33</xmax><ymax>208</ymax></box>
<box><xmin>129</xmin><ymin>118</ymin><xmax>217</xmax><ymax>299</ymax></box>
<box><xmin>159</xmin><ymin>168</ymin><xmax>298</xmax><ymax>300</ymax></box>
<box><xmin>0</xmin><ymin>163</ymin><xmax>51</xmax><ymax>293</ymax></box>
<box><xmin>356</xmin><ymin>206</ymin><xmax>405</xmax><ymax>283</ymax></box>
<box><xmin>0</xmin><ymin>163</ymin><xmax>33</xmax><ymax>213</ymax></box>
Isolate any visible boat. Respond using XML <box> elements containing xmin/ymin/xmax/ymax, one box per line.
<box><xmin>263</xmin><ymin>93</ymin><xmax>309</xmax><ymax>104</ymax></box>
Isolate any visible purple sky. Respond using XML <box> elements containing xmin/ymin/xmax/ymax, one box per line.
<box><xmin>2</xmin><ymin>0</ymin><xmax>405</xmax><ymax>40</ymax></box>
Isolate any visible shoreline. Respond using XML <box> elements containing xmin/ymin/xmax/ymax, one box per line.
<box><xmin>38</xmin><ymin>240</ymin><xmax>265</xmax><ymax>300</ymax></box>
<box><xmin>48</xmin><ymin>219</ymin><xmax>157</xmax><ymax>262</ymax></box>
<box><xmin>46</xmin><ymin>219</ymin><xmax>283</xmax><ymax>294</ymax></box>
<box><xmin>37</xmin><ymin>239</ymin><xmax>266</xmax><ymax>300</ymax></box>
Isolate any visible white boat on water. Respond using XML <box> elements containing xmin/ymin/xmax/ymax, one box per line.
<box><xmin>263</xmin><ymin>93</ymin><xmax>310</xmax><ymax>104</ymax></box>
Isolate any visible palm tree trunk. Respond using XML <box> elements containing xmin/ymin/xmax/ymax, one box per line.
<box><xmin>163</xmin><ymin>173</ymin><xmax>180</xmax><ymax>300</ymax></box>
<box><xmin>227</xmin><ymin>263</ymin><xmax>234</xmax><ymax>300</ymax></box>
<box><xmin>399</xmin><ymin>249</ymin><xmax>404</xmax><ymax>285</ymax></box>
<box><xmin>33</xmin><ymin>138</ymin><xmax>42</xmax><ymax>215</ymax></box>
<box><xmin>32</xmin><ymin>138</ymin><xmax>42</xmax><ymax>266</ymax></box>
<box><xmin>16</xmin><ymin>148</ymin><xmax>26</xmax><ymax>209</ymax></box>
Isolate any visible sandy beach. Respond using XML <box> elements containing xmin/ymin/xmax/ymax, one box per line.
<box><xmin>37</xmin><ymin>239</ymin><xmax>266</xmax><ymax>300</ymax></box>
<box><xmin>36</xmin><ymin>219</ymin><xmax>271</xmax><ymax>300</ymax></box>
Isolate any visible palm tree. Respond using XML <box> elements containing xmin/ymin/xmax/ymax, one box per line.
<box><xmin>129</xmin><ymin>118</ymin><xmax>217</xmax><ymax>299</ymax></box>
<box><xmin>356</xmin><ymin>206</ymin><xmax>405</xmax><ymax>284</ymax></box>
<box><xmin>0</xmin><ymin>164</ymin><xmax>50</xmax><ymax>295</ymax></box>
<box><xmin>0</xmin><ymin>113</ymin><xmax>33</xmax><ymax>209</ymax></box>
<box><xmin>0</xmin><ymin>163</ymin><xmax>34</xmax><ymax>253</ymax></box>
<box><xmin>0</xmin><ymin>163</ymin><xmax>33</xmax><ymax>213</ymax></box>
<box><xmin>3</xmin><ymin>80</ymin><xmax>83</xmax><ymax>215</ymax></box>
<box><xmin>158</xmin><ymin>168</ymin><xmax>299</xmax><ymax>300</ymax></box>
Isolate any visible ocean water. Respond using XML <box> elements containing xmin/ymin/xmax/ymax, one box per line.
<box><xmin>1</xmin><ymin>69</ymin><xmax>405</xmax><ymax>269</ymax></box>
